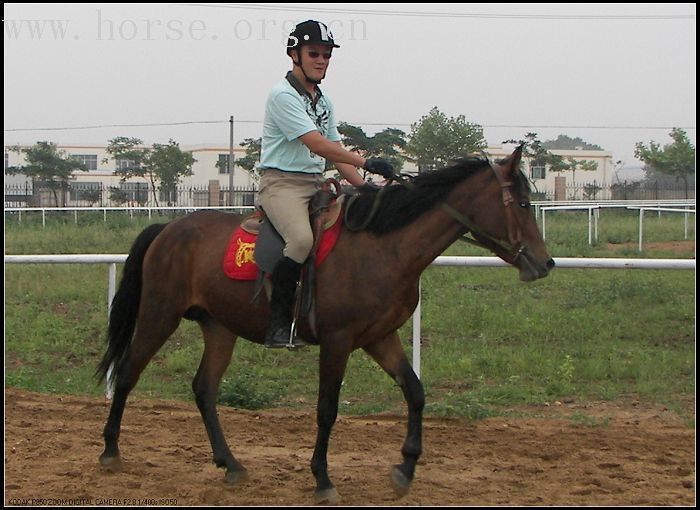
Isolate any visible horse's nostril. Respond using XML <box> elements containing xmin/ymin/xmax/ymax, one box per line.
<box><xmin>546</xmin><ymin>258</ymin><xmax>555</xmax><ymax>269</ymax></box>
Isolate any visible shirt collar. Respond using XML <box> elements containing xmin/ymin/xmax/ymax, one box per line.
<box><xmin>285</xmin><ymin>71</ymin><xmax>323</xmax><ymax>106</ymax></box>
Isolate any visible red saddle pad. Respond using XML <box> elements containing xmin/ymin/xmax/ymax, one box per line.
<box><xmin>223</xmin><ymin>216</ymin><xmax>342</xmax><ymax>280</ymax></box>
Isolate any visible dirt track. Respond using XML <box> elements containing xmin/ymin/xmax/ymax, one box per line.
<box><xmin>4</xmin><ymin>388</ymin><xmax>695</xmax><ymax>506</ymax></box>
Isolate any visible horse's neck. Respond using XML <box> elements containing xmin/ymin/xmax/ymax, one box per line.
<box><xmin>393</xmin><ymin>207</ymin><xmax>466</xmax><ymax>273</ymax></box>
<box><xmin>393</xmin><ymin>174</ymin><xmax>490</xmax><ymax>274</ymax></box>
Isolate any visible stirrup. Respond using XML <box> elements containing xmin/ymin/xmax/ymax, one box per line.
<box><xmin>285</xmin><ymin>315</ymin><xmax>309</xmax><ymax>349</ymax></box>
<box><xmin>264</xmin><ymin>322</ymin><xmax>309</xmax><ymax>350</ymax></box>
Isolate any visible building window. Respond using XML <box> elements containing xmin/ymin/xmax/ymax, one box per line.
<box><xmin>116</xmin><ymin>159</ymin><xmax>138</xmax><ymax>171</ymax></box>
<box><xmin>72</xmin><ymin>154</ymin><xmax>98</xmax><ymax>171</ymax></box>
<box><xmin>218</xmin><ymin>154</ymin><xmax>230</xmax><ymax>174</ymax></box>
<box><xmin>531</xmin><ymin>165</ymin><xmax>546</xmax><ymax>180</ymax></box>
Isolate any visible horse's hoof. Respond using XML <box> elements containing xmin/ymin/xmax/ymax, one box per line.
<box><xmin>314</xmin><ymin>486</ymin><xmax>340</xmax><ymax>505</ymax></box>
<box><xmin>99</xmin><ymin>453</ymin><xmax>123</xmax><ymax>472</ymax></box>
<box><xmin>390</xmin><ymin>465</ymin><xmax>412</xmax><ymax>497</ymax></box>
<box><xmin>224</xmin><ymin>469</ymin><xmax>249</xmax><ymax>485</ymax></box>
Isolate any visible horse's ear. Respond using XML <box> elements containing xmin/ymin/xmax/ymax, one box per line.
<box><xmin>510</xmin><ymin>144</ymin><xmax>524</xmax><ymax>174</ymax></box>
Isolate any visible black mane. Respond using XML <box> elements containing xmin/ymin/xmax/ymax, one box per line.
<box><xmin>345</xmin><ymin>156</ymin><xmax>492</xmax><ymax>235</ymax></box>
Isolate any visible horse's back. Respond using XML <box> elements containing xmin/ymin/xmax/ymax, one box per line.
<box><xmin>140</xmin><ymin>209</ymin><xmax>245</xmax><ymax>294</ymax></box>
<box><xmin>148</xmin><ymin>210</ymin><xmax>242</xmax><ymax>255</ymax></box>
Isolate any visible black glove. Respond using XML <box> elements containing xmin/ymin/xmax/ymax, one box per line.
<box><xmin>362</xmin><ymin>158</ymin><xmax>395</xmax><ymax>179</ymax></box>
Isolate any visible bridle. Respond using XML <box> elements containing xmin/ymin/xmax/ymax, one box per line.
<box><xmin>345</xmin><ymin>157</ymin><xmax>533</xmax><ymax>266</ymax></box>
<box><xmin>427</xmin><ymin>157</ymin><xmax>530</xmax><ymax>264</ymax></box>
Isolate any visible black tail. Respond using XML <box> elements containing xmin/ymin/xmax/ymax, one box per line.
<box><xmin>96</xmin><ymin>223</ymin><xmax>168</xmax><ymax>383</ymax></box>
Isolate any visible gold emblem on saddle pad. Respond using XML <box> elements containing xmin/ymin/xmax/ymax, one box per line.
<box><xmin>235</xmin><ymin>238</ymin><xmax>256</xmax><ymax>267</ymax></box>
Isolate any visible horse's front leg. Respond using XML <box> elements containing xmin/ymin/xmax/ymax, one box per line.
<box><xmin>363</xmin><ymin>332</ymin><xmax>425</xmax><ymax>497</ymax></box>
<box><xmin>310</xmin><ymin>338</ymin><xmax>352</xmax><ymax>504</ymax></box>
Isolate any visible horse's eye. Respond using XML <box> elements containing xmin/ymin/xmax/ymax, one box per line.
<box><xmin>519</xmin><ymin>202</ymin><xmax>531</xmax><ymax>209</ymax></box>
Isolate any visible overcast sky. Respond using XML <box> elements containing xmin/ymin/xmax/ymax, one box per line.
<box><xmin>3</xmin><ymin>3</ymin><xmax>696</xmax><ymax>179</ymax></box>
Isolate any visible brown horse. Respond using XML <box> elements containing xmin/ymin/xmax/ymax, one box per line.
<box><xmin>96</xmin><ymin>146</ymin><xmax>553</xmax><ymax>503</ymax></box>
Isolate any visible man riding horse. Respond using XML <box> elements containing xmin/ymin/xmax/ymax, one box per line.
<box><xmin>258</xmin><ymin>19</ymin><xmax>394</xmax><ymax>348</ymax></box>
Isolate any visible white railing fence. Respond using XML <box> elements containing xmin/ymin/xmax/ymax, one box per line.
<box><xmin>6</xmin><ymin>254</ymin><xmax>695</xmax><ymax>383</ymax></box>
<box><xmin>6</xmin><ymin>200</ymin><xmax>695</xmax><ymax>252</ymax></box>
<box><xmin>538</xmin><ymin>202</ymin><xmax>695</xmax><ymax>249</ymax></box>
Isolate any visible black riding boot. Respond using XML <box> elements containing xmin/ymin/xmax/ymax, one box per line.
<box><xmin>264</xmin><ymin>257</ymin><xmax>307</xmax><ymax>348</ymax></box>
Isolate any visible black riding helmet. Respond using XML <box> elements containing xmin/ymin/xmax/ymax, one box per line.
<box><xmin>286</xmin><ymin>20</ymin><xmax>339</xmax><ymax>84</ymax></box>
<box><xmin>286</xmin><ymin>20</ymin><xmax>340</xmax><ymax>55</ymax></box>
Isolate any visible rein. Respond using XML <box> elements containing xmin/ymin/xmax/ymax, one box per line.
<box><xmin>344</xmin><ymin>183</ymin><xmax>392</xmax><ymax>231</ymax></box>
<box><xmin>345</xmin><ymin>162</ymin><xmax>526</xmax><ymax>262</ymax></box>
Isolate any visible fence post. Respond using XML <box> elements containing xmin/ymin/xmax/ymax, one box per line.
<box><xmin>412</xmin><ymin>279</ymin><xmax>422</xmax><ymax>379</ymax></box>
<box><xmin>208</xmin><ymin>180</ymin><xmax>220</xmax><ymax>207</ymax></box>
<box><xmin>105</xmin><ymin>263</ymin><xmax>118</xmax><ymax>399</ymax></box>
<box><xmin>554</xmin><ymin>176</ymin><xmax>566</xmax><ymax>201</ymax></box>
<box><xmin>541</xmin><ymin>210</ymin><xmax>546</xmax><ymax>241</ymax></box>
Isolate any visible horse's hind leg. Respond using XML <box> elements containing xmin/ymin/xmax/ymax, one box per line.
<box><xmin>192</xmin><ymin>318</ymin><xmax>248</xmax><ymax>484</ymax></box>
<box><xmin>100</xmin><ymin>309</ymin><xmax>182</xmax><ymax>470</ymax></box>
<box><xmin>363</xmin><ymin>332</ymin><xmax>425</xmax><ymax>497</ymax></box>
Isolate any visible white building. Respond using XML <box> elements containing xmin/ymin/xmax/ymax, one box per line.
<box><xmin>485</xmin><ymin>145</ymin><xmax>614</xmax><ymax>200</ymax></box>
<box><xmin>5</xmin><ymin>142</ymin><xmax>614</xmax><ymax>205</ymax></box>
<box><xmin>4</xmin><ymin>143</ymin><xmax>256</xmax><ymax>207</ymax></box>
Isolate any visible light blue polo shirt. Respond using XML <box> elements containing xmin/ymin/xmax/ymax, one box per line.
<box><xmin>260</xmin><ymin>72</ymin><xmax>341</xmax><ymax>174</ymax></box>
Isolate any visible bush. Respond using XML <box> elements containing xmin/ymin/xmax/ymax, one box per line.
<box><xmin>217</xmin><ymin>372</ymin><xmax>282</xmax><ymax>410</ymax></box>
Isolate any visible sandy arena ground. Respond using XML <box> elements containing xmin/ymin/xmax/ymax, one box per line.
<box><xmin>4</xmin><ymin>387</ymin><xmax>695</xmax><ymax>506</ymax></box>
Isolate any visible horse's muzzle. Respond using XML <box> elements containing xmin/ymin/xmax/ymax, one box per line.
<box><xmin>518</xmin><ymin>249</ymin><xmax>554</xmax><ymax>282</ymax></box>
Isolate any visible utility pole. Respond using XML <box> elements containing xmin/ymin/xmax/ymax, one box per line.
<box><xmin>228</xmin><ymin>115</ymin><xmax>235</xmax><ymax>206</ymax></box>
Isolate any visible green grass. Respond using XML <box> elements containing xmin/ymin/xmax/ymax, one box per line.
<box><xmin>540</xmin><ymin>207</ymin><xmax>695</xmax><ymax>257</ymax></box>
<box><xmin>4</xmin><ymin>210</ymin><xmax>696</xmax><ymax>421</ymax></box>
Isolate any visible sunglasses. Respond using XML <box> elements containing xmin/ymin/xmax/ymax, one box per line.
<box><xmin>307</xmin><ymin>50</ymin><xmax>332</xmax><ymax>60</ymax></box>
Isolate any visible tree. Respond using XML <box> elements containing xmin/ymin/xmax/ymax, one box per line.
<box><xmin>405</xmin><ymin>107</ymin><xmax>486</xmax><ymax>171</ymax></box>
<box><xmin>149</xmin><ymin>140</ymin><xmax>196</xmax><ymax>205</ymax></box>
<box><xmin>109</xmin><ymin>187</ymin><xmax>129</xmax><ymax>206</ymax></box>
<box><xmin>543</xmin><ymin>134</ymin><xmax>603</xmax><ymax>151</ymax></box>
<box><xmin>504</xmin><ymin>132</ymin><xmax>569</xmax><ymax>173</ymax></box>
<box><xmin>583</xmin><ymin>182</ymin><xmax>603</xmax><ymax>200</ymax></box>
<box><xmin>337</xmin><ymin>123</ymin><xmax>407</xmax><ymax>175</ymax></box>
<box><xmin>544</xmin><ymin>135</ymin><xmax>602</xmax><ymax>185</ymax></box>
<box><xmin>6</xmin><ymin>141</ymin><xmax>87</xmax><ymax>206</ymax></box>
<box><xmin>215</xmin><ymin>138</ymin><xmax>262</xmax><ymax>186</ymax></box>
<box><xmin>635</xmin><ymin>128</ymin><xmax>695</xmax><ymax>198</ymax></box>
<box><xmin>506</xmin><ymin>133</ymin><xmax>599</xmax><ymax>198</ymax></box>
<box><xmin>82</xmin><ymin>188</ymin><xmax>103</xmax><ymax>206</ymax></box>
<box><xmin>564</xmin><ymin>156</ymin><xmax>598</xmax><ymax>186</ymax></box>
<box><xmin>105</xmin><ymin>137</ymin><xmax>195</xmax><ymax>207</ymax></box>
<box><xmin>237</xmin><ymin>138</ymin><xmax>262</xmax><ymax>182</ymax></box>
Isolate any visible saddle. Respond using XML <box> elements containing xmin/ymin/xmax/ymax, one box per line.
<box><xmin>241</xmin><ymin>193</ymin><xmax>343</xmax><ymax>236</ymax></box>
<box><xmin>232</xmin><ymin>179</ymin><xmax>344</xmax><ymax>342</ymax></box>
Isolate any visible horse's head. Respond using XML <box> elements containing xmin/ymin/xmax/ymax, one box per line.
<box><xmin>469</xmin><ymin>146</ymin><xmax>554</xmax><ymax>282</ymax></box>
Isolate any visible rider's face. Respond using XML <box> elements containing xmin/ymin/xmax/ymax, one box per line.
<box><xmin>299</xmin><ymin>44</ymin><xmax>331</xmax><ymax>80</ymax></box>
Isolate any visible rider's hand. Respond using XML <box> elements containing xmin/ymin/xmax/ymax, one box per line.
<box><xmin>362</xmin><ymin>158</ymin><xmax>395</xmax><ymax>179</ymax></box>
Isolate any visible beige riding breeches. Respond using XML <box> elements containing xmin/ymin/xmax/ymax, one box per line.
<box><xmin>258</xmin><ymin>169</ymin><xmax>325</xmax><ymax>264</ymax></box>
